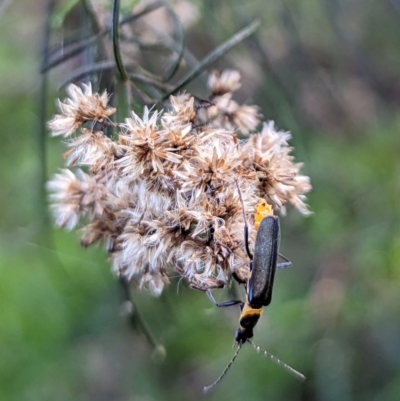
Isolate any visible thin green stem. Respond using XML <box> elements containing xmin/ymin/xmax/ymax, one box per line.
<box><xmin>112</xmin><ymin>0</ymin><xmax>129</xmax><ymax>82</ymax></box>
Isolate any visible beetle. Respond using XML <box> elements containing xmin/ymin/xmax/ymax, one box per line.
<box><xmin>203</xmin><ymin>181</ymin><xmax>305</xmax><ymax>392</ymax></box>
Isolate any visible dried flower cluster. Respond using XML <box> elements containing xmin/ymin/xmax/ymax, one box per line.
<box><xmin>205</xmin><ymin>69</ymin><xmax>260</xmax><ymax>134</ymax></box>
<box><xmin>48</xmin><ymin>71</ymin><xmax>311</xmax><ymax>296</ymax></box>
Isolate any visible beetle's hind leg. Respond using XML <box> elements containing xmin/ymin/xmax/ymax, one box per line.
<box><xmin>277</xmin><ymin>253</ymin><xmax>292</xmax><ymax>269</ymax></box>
<box><xmin>277</xmin><ymin>261</ymin><xmax>292</xmax><ymax>269</ymax></box>
<box><xmin>206</xmin><ymin>290</ymin><xmax>243</xmax><ymax>308</ymax></box>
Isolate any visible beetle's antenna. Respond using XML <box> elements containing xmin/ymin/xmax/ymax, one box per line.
<box><xmin>234</xmin><ymin>180</ymin><xmax>252</xmax><ymax>260</ymax></box>
<box><xmin>248</xmin><ymin>340</ymin><xmax>306</xmax><ymax>381</ymax></box>
<box><xmin>203</xmin><ymin>345</ymin><xmax>243</xmax><ymax>393</ymax></box>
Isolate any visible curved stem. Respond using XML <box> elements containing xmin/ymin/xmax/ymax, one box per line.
<box><xmin>112</xmin><ymin>0</ymin><xmax>129</xmax><ymax>82</ymax></box>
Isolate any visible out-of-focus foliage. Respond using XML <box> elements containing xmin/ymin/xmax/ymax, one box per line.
<box><xmin>1</xmin><ymin>1</ymin><xmax>400</xmax><ymax>400</ymax></box>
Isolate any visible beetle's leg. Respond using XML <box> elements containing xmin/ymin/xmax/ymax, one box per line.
<box><xmin>206</xmin><ymin>290</ymin><xmax>243</xmax><ymax>308</ymax></box>
<box><xmin>278</xmin><ymin>252</ymin><xmax>290</xmax><ymax>262</ymax></box>
<box><xmin>277</xmin><ymin>261</ymin><xmax>292</xmax><ymax>269</ymax></box>
<box><xmin>243</xmin><ymin>221</ymin><xmax>253</xmax><ymax>261</ymax></box>
<box><xmin>277</xmin><ymin>253</ymin><xmax>292</xmax><ymax>269</ymax></box>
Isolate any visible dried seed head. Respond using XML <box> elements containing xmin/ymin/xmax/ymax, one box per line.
<box><xmin>208</xmin><ymin>70</ymin><xmax>242</xmax><ymax>95</ymax></box>
<box><xmin>48</xmin><ymin>83</ymin><xmax>116</xmax><ymax>137</ymax></box>
<box><xmin>205</xmin><ymin>73</ymin><xmax>261</xmax><ymax>134</ymax></box>
<box><xmin>48</xmin><ymin>76</ymin><xmax>311</xmax><ymax>295</ymax></box>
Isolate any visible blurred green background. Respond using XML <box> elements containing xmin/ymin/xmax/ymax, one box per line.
<box><xmin>2</xmin><ymin>1</ymin><xmax>400</xmax><ymax>400</ymax></box>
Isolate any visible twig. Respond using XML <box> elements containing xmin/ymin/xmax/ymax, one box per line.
<box><xmin>161</xmin><ymin>19</ymin><xmax>260</xmax><ymax>99</ymax></box>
